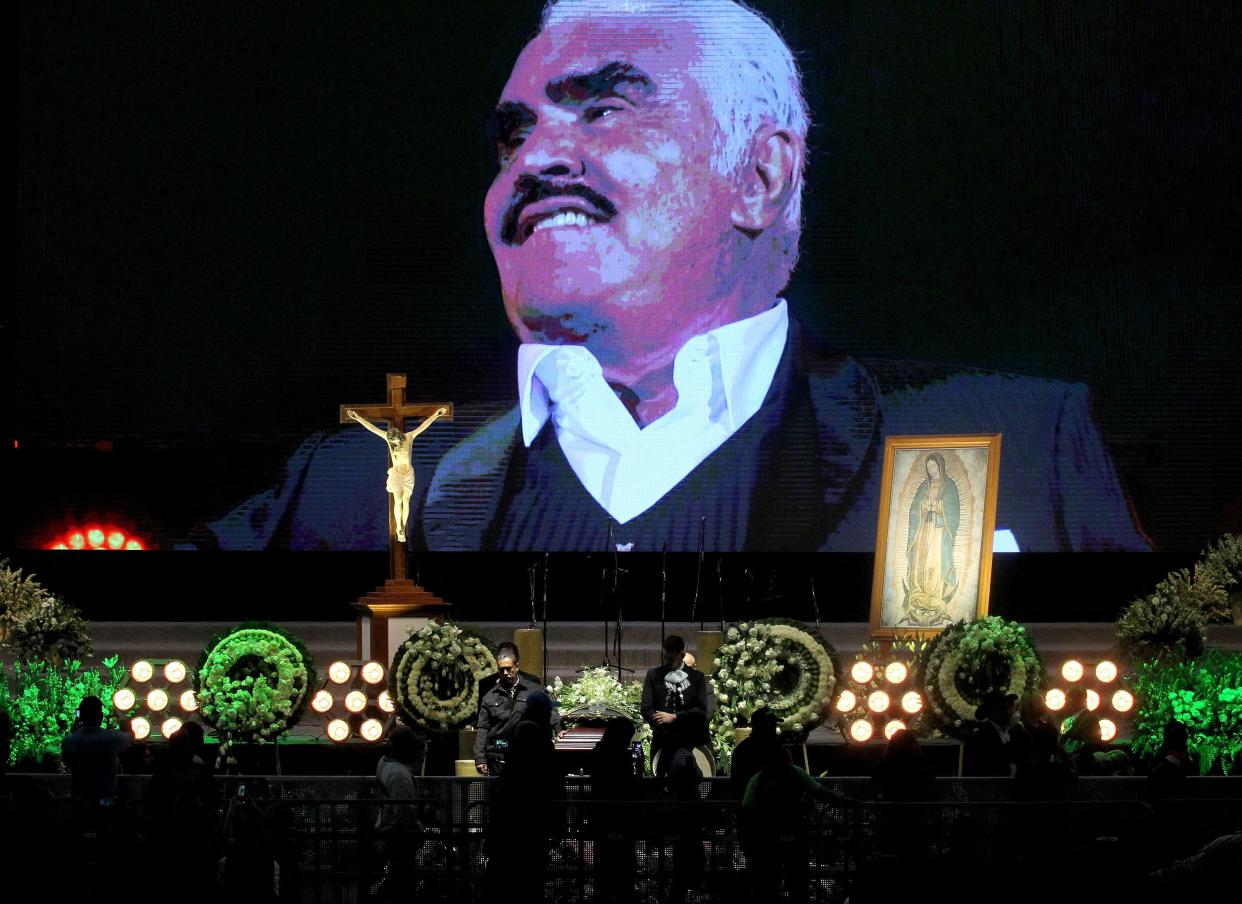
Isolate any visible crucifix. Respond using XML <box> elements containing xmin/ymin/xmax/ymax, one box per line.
<box><xmin>339</xmin><ymin>373</ymin><xmax>452</xmax><ymax>662</ymax></box>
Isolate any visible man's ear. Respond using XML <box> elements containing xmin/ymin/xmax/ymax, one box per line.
<box><xmin>731</xmin><ymin>128</ymin><xmax>802</xmax><ymax>234</ymax></box>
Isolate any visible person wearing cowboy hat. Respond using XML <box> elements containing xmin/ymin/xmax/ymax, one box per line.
<box><xmin>963</xmin><ymin>690</ymin><xmax>1027</xmax><ymax>777</ymax></box>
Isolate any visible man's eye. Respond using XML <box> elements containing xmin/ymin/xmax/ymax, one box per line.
<box><xmin>584</xmin><ymin>105</ymin><xmax>624</xmax><ymax>123</ymax></box>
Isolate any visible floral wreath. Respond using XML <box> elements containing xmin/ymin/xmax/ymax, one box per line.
<box><xmin>196</xmin><ymin>622</ymin><xmax>315</xmax><ymax>763</ymax></box>
<box><xmin>552</xmin><ymin>666</ymin><xmax>652</xmax><ymax>769</ymax></box>
<box><xmin>710</xmin><ymin>618</ymin><xmax>838</xmax><ymax>769</ymax></box>
<box><xmin>390</xmin><ymin>622</ymin><xmax>496</xmax><ymax>731</ymax></box>
<box><xmin>915</xmin><ymin>616</ymin><xmax>1044</xmax><ymax>738</ymax></box>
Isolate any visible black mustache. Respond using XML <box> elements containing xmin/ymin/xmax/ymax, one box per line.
<box><xmin>501</xmin><ymin>176</ymin><xmax>618</xmax><ymax>244</ymax></box>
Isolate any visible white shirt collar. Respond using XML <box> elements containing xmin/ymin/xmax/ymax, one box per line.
<box><xmin>515</xmin><ymin>301</ymin><xmax>789</xmax><ymax>525</ymax></box>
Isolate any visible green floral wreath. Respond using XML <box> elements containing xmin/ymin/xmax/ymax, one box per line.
<box><xmin>710</xmin><ymin>618</ymin><xmax>838</xmax><ymax>769</ymax></box>
<box><xmin>195</xmin><ymin>622</ymin><xmax>315</xmax><ymax>760</ymax></box>
<box><xmin>915</xmin><ymin>617</ymin><xmax>1045</xmax><ymax>738</ymax></box>
<box><xmin>390</xmin><ymin>622</ymin><xmax>496</xmax><ymax>732</ymax></box>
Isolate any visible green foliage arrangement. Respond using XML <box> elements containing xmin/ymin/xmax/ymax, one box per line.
<box><xmin>195</xmin><ymin>622</ymin><xmax>315</xmax><ymax>765</ymax></box>
<box><xmin>1128</xmin><ymin>650</ymin><xmax>1242</xmax><ymax>775</ymax></box>
<box><xmin>551</xmin><ymin>666</ymin><xmax>651</xmax><ymax>767</ymax></box>
<box><xmin>1</xmin><ymin>656</ymin><xmax>126</xmax><ymax>767</ymax></box>
<box><xmin>0</xmin><ymin>561</ymin><xmax>92</xmax><ymax>665</ymax></box>
<box><xmin>1115</xmin><ymin>536</ymin><xmax>1241</xmax><ymax>661</ymax></box>
<box><xmin>389</xmin><ymin>621</ymin><xmax>497</xmax><ymax>732</ymax></box>
<box><xmin>709</xmin><ymin>618</ymin><xmax>838</xmax><ymax>770</ymax></box>
<box><xmin>915</xmin><ymin>616</ymin><xmax>1045</xmax><ymax>738</ymax></box>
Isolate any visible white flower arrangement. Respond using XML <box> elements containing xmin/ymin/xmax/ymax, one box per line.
<box><xmin>915</xmin><ymin>617</ymin><xmax>1044</xmax><ymax>737</ymax></box>
<box><xmin>390</xmin><ymin>622</ymin><xmax>496</xmax><ymax>731</ymax></box>
<box><xmin>709</xmin><ymin>618</ymin><xmax>837</xmax><ymax>770</ymax></box>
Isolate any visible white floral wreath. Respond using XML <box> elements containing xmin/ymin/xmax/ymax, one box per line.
<box><xmin>390</xmin><ymin>622</ymin><xmax>496</xmax><ymax>731</ymax></box>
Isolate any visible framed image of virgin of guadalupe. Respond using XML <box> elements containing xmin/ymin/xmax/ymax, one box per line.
<box><xmin>869</xmin><ymin>435</ymin><xmax>1002</xmax><ymax>638</ymax></box>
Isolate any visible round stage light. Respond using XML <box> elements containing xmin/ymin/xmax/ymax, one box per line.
<box><xmin>113</xmin><ymin>688</ymin><xmax>136</xmax><ymax>712</ymax></box>
<box><xmin>107</xmin><ymin>531</ymin><xmax>126</xmax><ymax>550</ymax></box>
<box><xmin>161</xmin><ymin>717</ymin><xmax>183</xmax><ymax>738</ymax></box>
<box><xmin>378</xmin><ymin>691</ymin><xmax>396</xmax><ymax>714</ymax></box>
<box><xmin>849</xmin><ymin>720</ymin><xmax>874</xmax><ymax>742</ymax></box>
<box><xmin>311</xmin><ymin>690</ymin><xmax>334</xmax><ymax>713</ymax></box>
<box><xmin>867</xmin><ymin>691</ymin><xmax>890</xmax><ymax>713</ymax></box>
<box><xmin>87</xmin><ymin>528</ymin><xmax>106</xmax><ymax>549</ymax></box>
<box><xmin>328</xmin><ymin>661</ymin><xmax>352</xmax><ymax>684</ymax></box>
<box><xmin>1112</xmin><ymin>690</ymin><xmax>1134</xmax><ymax>713</ymax></box>
<box><xmin>131</xmin><ymin>717</ymin><xmax>151</xmax><ymax>740</ymax></box>
<box><xmin>68</xmin><ymin>532</ymin><xmax>86</xmax><ymax>550</ymax></box>
<box><xmin>51</xmin><ymin>543</ymin><xmax>68</xmax><ymax>550</ymax></box>
<box><xmin>1061</xmin><ymin>660</ymin><xmax>1084</xmax><ymax>683</ymax></box>
<box><xmin>132</xmin><ymin>660</ymin><xmax>155</xmax><ymax>683</ymax></box>
<box><xmin>901</xmin><ymin>691</ymin><xmax>923</xmax><ymax>714</ymax></box>
<box><xmin>885</xmin><ymin>662</ymin><xmax>908</xmax><ymax>684</ymax></box>
<box><xmin>1095</xmin><ymin>661</ymin><xmax>1118</xmax><ymax>683</ymax></box>
<box><xmin>1045</xmin><ymin>688</ymin><xmax>1066</xmax><ymax>711</ymax></box>
<box><xmin>1086</xmin><ymin>689</ymin><xmax>1100</xmax><ymax>712</ymax></box>
<box><xmin>164</xmin><ymin>661</ymin><xmax>187</xmax><ymax>683</ymax></box>
<box><xmin>851</xmin><ymin>661</ymin><xmax>875</xmax><ymax>684</ymax></box>
<box><xmin>360</xmin><ymin>719</ymin><xmax>384</xmax><ymax>742</ymax></box>
<box><xmin>836</xmin><ymin>690</ymin><xmax>857</xmax><ymax>713</ymax></box>
<box><xmin>147</xmin><ymin>689</ymin><xmax>169</xmax><ymax>712</ymax></box>
<box><xmin>1099</xmin><ymin>719</ymin><xmax>1117</xmax><ymax>742</ymax></box>
<box><xmin>344</xmin><ymin>691</ymin><xmax>368</xmax><ymax>713</ymax></box>
<box><xmin>124</xmin><ymin>539</ymin><xmax>144</xmax><ymax>550</ymax></box>
<box><xmin>326</xmin><ymin>719</ymin><xmax>350</xmax><ymax>742</ymax></box>
<box><xmin>884</xmin><ymin>720</ymin><xmax>907</xmax><ymax>740</ymax></box>
<box><xmin>361</xmin><ymin>661</ymin><xmax>385</xmax><ymax>684</ymax></box>
<box><xmin>180</xmin><ymin>690</ymin><xmax>198</xmax><ymax>712</ymax></box>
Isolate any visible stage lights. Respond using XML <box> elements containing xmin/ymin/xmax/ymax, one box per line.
<box><xmin>867</xmin><ymin>691</ymin><xmax>890</xmax><ymax>714</ymax></box>
<box><xmin>46</xmin><ymin>523</ymin><xmax>149</xmax><ymax>551</ymax></box>
<box><xmin>884</xmin><ymin>720</ymin><xmax>907</xmax><ymax>740</ymax></box>
<box><xmin>851</xmin><ymin>661</ymin><xmax>874</xmax><ymax>684</ymax></box>
<box><xmin>835</xmin><ymin>690</ymin><xmax>857</xmax><ymax>713</ymax></box>
<box><xmin>312</xmin><ymin>659</ymin><xmax>393</xmax><ymax>742</ymax></box>
<box><xmin>1048</xmin><ymin>657</ymin><xmax>1137</xmax><ymax>743</ymax></box>
<box><xmin>884</xmin><ymin>662</ymin><xmax>908</xmax><ymax>684</ymax></box>
<box><xmin>901</xmin><ymin>691</ymin><xmax>923</xmax><ymax>714</ymax></box>
<box><xmin>113</xmin><ymin>657</ymin><xmax>200</xmax><ymax>739</ymax></box>
<box><xmin>850</xmin><ymin>720</ymin><xmax>874</xmax><ymax>742</ymax></box>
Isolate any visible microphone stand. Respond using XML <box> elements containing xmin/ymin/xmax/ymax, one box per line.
<box><xmin>660</xmin><ymin>543</ymin><xmax>668</xmax><ymax>649</ymax></box>
<box><xmin>809</xmin><ymin>575</ymin><xmax>821</xmax><ymax>629</ymax></box>
<box><xmin>716</xmin><ymin>557</ymin><xmax>726</xmax><ymax>634</ymax></box>
<box><xmin>541</xmin><ymin>553</ymin><xmax>550</xmax><ymax>687</ymax></box>
<box><xmin>691</xmin><ymin>516</ymin><xmax>706</xmax><ymax>629</ymax></box>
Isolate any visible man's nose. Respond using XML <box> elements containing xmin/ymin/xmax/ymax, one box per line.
<box><xmin>519</xmin><ymin>117</ymin><xmax>585</xmax><ymax>179</ymax></box>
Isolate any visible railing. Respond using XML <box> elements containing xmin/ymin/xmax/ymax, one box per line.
<box><xmin>6</xmin><ymin>775</ymin><xmax>1237</xmax><ymax>902</ymax></box>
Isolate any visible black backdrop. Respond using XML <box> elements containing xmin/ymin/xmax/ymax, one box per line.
<box><xmin>14</xmin><ymin>1</ymin><xmax>1242</xmax><ymax>558</ymax></box>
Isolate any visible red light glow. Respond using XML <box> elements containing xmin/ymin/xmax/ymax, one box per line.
<box><xmin>47</xmin><ymin>524</ymin><xmax>150</xmax><ymax>551</ymax></box>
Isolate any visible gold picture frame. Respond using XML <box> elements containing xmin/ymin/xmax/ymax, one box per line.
<box><xmin>869</xmin><ymin>434</ymin><xmax>1002</xmax><ymax>639</ymax></box>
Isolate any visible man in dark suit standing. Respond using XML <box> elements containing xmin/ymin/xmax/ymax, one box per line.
<box><xmin>641</xmin><ymin>635</ymin><xmax>710</xmax><ymax>767</ymax></box>
<box><xmin>963</xmin><ymin>690</ymin><xmax>1026</xmax><ymax>777</ymax></box>
<box><xmin>474</xmin><ymin>647</ymin><xmax>562</xmax><ymax>776</ymax></box>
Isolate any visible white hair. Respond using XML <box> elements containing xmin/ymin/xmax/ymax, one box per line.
<box><xmin>541</xmin><ymin>0</ymin><xmax>809</xmax><ymax>274</ymax></box>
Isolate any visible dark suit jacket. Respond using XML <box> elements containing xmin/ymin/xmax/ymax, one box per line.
<box><xmin>641</xmin><ymin>664</ymin><xmax>710</xmax><ymax>751</ymax></box>
<box><xmin>201</xmin><ymin>321</ymin><xmax>1147</xmax><ymax>552</ymax></box>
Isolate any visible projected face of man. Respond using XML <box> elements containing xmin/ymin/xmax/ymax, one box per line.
<box><xmin>485</xmin><ymin>15</ymin><xmax>789</xmax><ymax>422</ymax></box>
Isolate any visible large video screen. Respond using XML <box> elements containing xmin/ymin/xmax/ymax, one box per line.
<box><xmin>15</xmin><ymin>1</ymin><xmax>1240</xmax><ymax>553</ymax></box>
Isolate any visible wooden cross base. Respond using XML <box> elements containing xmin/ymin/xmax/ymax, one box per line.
<box><xmin>353</xmin><ymin>579</ymin><xmax>448</xmax><ymax>666</ymax></box>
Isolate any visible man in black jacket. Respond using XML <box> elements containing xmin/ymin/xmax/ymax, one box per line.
<box><xmin>474</xmin><ymin>648</ymin><xmax>562</xmax><ymax>776</ymax></box>
<box><xmin>641</xmin><ymin>635</ymin><xmax>710</xmax><ymax>766</ymax></box>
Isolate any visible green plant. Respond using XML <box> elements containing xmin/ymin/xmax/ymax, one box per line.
<box><xmin>1116</xmin><ymin>571</ymin><xmax>1208</xmax><ymax>662</ymax></box>
<box><xmin>916</xmin><ymin>617</ymin><xmax>1045</xmax><ymax>738</ymax></box>
<box><xmin>0</xmin><ymin>561</ymin><xmax>92</xmax><ymax>664</ymax></box>
<box><xmin>195</xmin><ymin>622</ymin><xmax>315</xmax><ymax>765</ymax></box>
<box><xmin>2</xmin><ymin>656</ymin><xmax>127</xmax><ymax>767</ymax></box>
<box><xmin>1197</xmin><ymin>534</ymin><xmax>1241</xmax><ymax>622</ymax></box>
<box><xmin>1129</xmin><ymin>650</ymin><xmax>1242</xmax><ymax>775</ymax></box>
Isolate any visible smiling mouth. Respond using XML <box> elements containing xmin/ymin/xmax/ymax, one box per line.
<box><xmin>519</xmin><ymin>207</ymin><xmax>609</xmax><ymax>243</ymax></box>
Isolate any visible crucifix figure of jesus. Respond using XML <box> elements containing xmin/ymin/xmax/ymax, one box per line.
<box><xmin>340</xmin><ymin>374</ymin><xmax>452</xmax><ymax>555</ymax></box>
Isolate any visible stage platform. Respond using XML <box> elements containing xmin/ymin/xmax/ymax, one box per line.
<box><xmin>85</xmin><ymin>620</ymin><xmax>1242</xmax><ymax>684</ymax></box>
